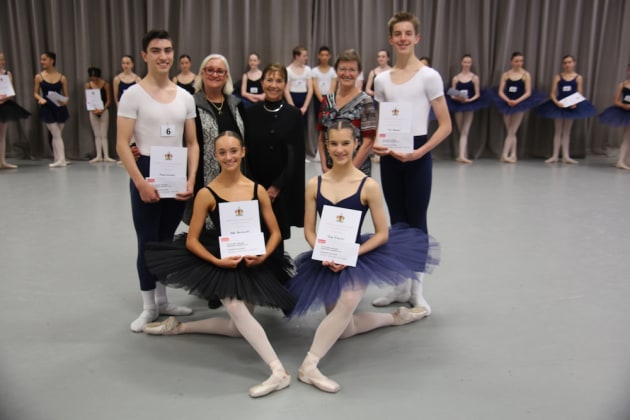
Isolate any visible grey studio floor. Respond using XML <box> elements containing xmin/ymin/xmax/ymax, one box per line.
<box><xmin>1</xmin><ymin>154</ymin><xmax>630</xmax><ymax>420</ymax></box>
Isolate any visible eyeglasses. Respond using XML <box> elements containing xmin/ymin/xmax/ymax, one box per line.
<box><xmin>204</xmin><ymin>67</ymin><xmax>227</xmax><ymax>76</ymax></box>
<box><xmin>337</xmin><ymin>67</ymin><xmax>358</xmax><ymax>73</ymax></box>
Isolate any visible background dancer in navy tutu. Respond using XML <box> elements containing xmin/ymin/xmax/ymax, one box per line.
<box><xmin>33</xmin><ymin>51</ymin><xmax>69</xmax><ymax>167</ymax></box>
<box><xmin>599</xmin><ymin>64</ymin><xmax>630</xmax><ymax>170</ymax></box>
<box><xmin>447</xmin><ymin>54</ymin><xmax>488</xmax><ymax>163</ymax></box>
<box><xmin>143</xmin><ymin>131</ymin><xmax>295</xmax><ymax>398</ymax></box>
<box><xmin>290</xmin><ymin>120</ymin><xmax>435</xmax><ymax>394</ymax></box>
<box><xmin>371</xmin><ymin>12</ymin><xmax>451</xmax><ymax>313</ymax></box>
<box><xmin>492</xmin><ymin>52</ymin><xmax>545</xmax><ymax>163</ymax></box>
<box><xmin>117</xmin><ymin>30</ymin><xmax>199</xmax><ymax>333</ymax></box>
<box><xmin>537</xmin><ymin>55</ymin><xmax>597</xmax><ymax>164</ymax></box>
<box><xmin>0</xmin><ymin>51</ymin><xmax>30</xmax><ymax>169</ymax></box>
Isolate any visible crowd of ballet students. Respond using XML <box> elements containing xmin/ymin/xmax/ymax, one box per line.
<box><xmin>1</xmin><ymin>11</ymin><xmax>629</xmax><ymax>398</ymax></box>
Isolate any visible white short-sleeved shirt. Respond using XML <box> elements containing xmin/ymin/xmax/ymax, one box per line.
<box><xmin>287</xmin><ymin>65</ymin><xmax>312</xmax><ymax>93</ymax></box>
<box><xmin>374</xmin><ymin>66</ymin><xmax>444</xmax><ymax>136</ymax></box>
<box><xmin>311</xmin><ymin>66</ymin><xmax>337</xmax><ymax>95</ymax></box>
<box><xmin>118</xmin><ymin>84</ymin><xmax>196</xmax><ymax>156</ymax></box>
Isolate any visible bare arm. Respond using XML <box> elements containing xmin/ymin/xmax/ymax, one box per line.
<box><xmin>303</xmin><ymin>177</ymin><xmax>319</xmax><ymax>249</ymax></box>
<box><xmin>244</xmin><ymin>185</ymin><xmax>282</xmax><ymax>266</ymax></box>
<box><xmin>365</xmin><ymin>70</ymin><xmax>376</xmax><ymax>96</ymax></box>
<box><xmin>177</xmin><ymin>118</ymin><xmax>199</xmax><ymax>201</ymax></box>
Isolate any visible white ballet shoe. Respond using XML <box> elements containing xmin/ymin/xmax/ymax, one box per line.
<box><xmin>456</xmin><ymin>157</ymin><xmax>472</xmax><ymax>164</ymax></box>
<box><xmin>544</xmin><ymin>157</ymin><xmax>558</xmax><ymax>164</ymax></box>
<box><xmin>143</xmin><ymin>316</ymin><xmax>182</xmax><ymax>335</ymax></box>
<box><xmin>392</xmin><ymin>306</ymin><xmax>428</xmax><ymax>325</ymax></box>
<box><xmin>0</xmin><ymin>162</ymin><xmax>18</xmax><ymax>169</ymax></box>
<box><xmin>49</xmin><ymin>160</ymin><xmax>67</xmax><ymax>168</ymax></box>
<box><xmin>157</xmin><ymin>302</ymin><xmax>192</xmax><ymax>316</ymax></box>
<box><xmin>89</xmin><ymin>157</ymin><xmax>103</xmax><ymax>163</ymax></box>
<box><xmin>248</xmin><ymin>371</ymin><xmax>291</xmax><ymax>398</ymax></box>
<box><xmin>562</xmin><ymin>158</ymin><xmax>578</xmax><ymax>164</ymax></box>
<box><xmin>103</xmin><ymin>156</ymin><xmax>116</xmax><ymax>163</ymax></box>
<box><xmin>130</xmin><ymin>309</ymin><xmax>158</xmax><ymax>332</ymax></box>
<box><xmin>297</xmin><ymin>366</ymin><xmax>340</xmax><ymax>393</ymax></box>
<box><xmin>616</xmin><ymin>162</ymin><xmax>630</xmax><ymax>170</ymax></box>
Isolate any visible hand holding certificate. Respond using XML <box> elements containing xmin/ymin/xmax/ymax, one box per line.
<box><xmin>85</xmin><ymin>88</ymin><xmax>104</xmax><ymax>110</ymax></box>
<box><xmin>312</xmin><ymin>205</ymin><xmax>361</xmax><ymax>267</ymax></box>
<box><xmin>147</xmin><ymin>146</ymin><xmax>187</xmax><ymax>198</ymax></box>
<box><xmin>376</xmin><ymin>102</ymin><xmax>414</xmax><ymax>153</ymax></box>
<box><xmin>218</xmin><ymin>200</ymin><xmax>266</xmax><ymax>258</ymax></box>
<box><xmin>46</xmin><ymin>91</ymin><xmax>68</xmax><ymax>106</ymax></box>
<box><xmin>559</xmin><ymin>92</ymin><xmax>585</xmax><ymax>108</ymax></box>
<box><xmin>0</xmin><ymin>75</ymin><xmax>16</xmax><ymax>97</ymax></box>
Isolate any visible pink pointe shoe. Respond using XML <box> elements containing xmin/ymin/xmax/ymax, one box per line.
<box><xmin>143</xmin><ymin>316</ymin><xmax>181</xmax><ymax>335</ymax></box>
<box><xmin>297</xmin><ymin>366</ymin><xmax>341</xmax><ymax>393</ymax></box>
<box><xmin>248</xmin><ymin>371</ymin><xmax>291</xmax><ymax>398</ymax></box>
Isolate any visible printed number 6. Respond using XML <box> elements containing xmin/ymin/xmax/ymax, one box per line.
<box><xmin>166</xmin><ymin>128</ymin><xmax>172</xmax><ymax>135</ymax></box>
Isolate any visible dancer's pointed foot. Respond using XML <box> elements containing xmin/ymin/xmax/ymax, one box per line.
<box><xmin>392</xmin><ymin>306</ymin><xmax>429</xmax><ymax>325</ymax></box>
<box><xmin>456</xmin><ymin>157</ymin><xmax>472</xmax><ymax>164</ymax></box>
<box><xmin>143</xmin><ymin>316</ymin><xmax>181</xmax><ymax>335</ymax></box>
<box><xmin>249</xmin><ymin>371</ymin><xmax>291</xmax><ymax>398</ymax></box>
<box><xmin>89</xmin><ymin>157</ymin><xmax>103</xmax><ymax>163</ymax></box>
<box><xmin>562</xmin><ymin>158</ymin><xmax>578</xmax><ymax>164</ymax></box>
<box><xmin>544</xmin><ymin>157</ymin><xmax>558</xmax><ymax>164</ymax></box>
<box><xmin>0</xmin><ymin>162</ymin><xmax>18</xmax><ymax>169</ymax></box>
<box><xmin>298</xmin><ymin>366</ymin><xmax>340</xmax><ymax>393</ymax></box>
<box><xmin>616</xmin><ymin>162</ymin><xmax>630</xmax><ymax>170</ymax></box>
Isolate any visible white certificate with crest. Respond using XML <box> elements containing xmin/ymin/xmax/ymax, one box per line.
<box><xmin>85</xmin><ymin>89</ymin><xmax>104</xmax><ymax>110</ymax></box>
<box><xmin>312</xmin><ymin>205</ymin><xmax>361</xmax><ymax>267</ymax></box>
<box><xmin>558</xmin><ymin>92</ymin><xmax>585</xmax><ymax>108</ymax></box>
<box><xmin>218</xmin><ymin>200</ymin><xmax>266</xmax><ymax>257</ymax></box>
<box><xmin>147</xmin><ymin>146</ymin><xmax>187</xmax><ymax>198</ymax></box>
<box><xmin>377</xmin><ymin>102</ymin><xmax>414</xmax><ymax>153</ymax></box>
<box><xmin>0</xmin><ymin>75</ymin><xmax>16</xmax><ymax>97</ymax></box>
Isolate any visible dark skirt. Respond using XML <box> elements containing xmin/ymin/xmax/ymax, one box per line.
<box><xmin>145</xmin><ymin>229</ymin><xmax>296</xmax><ymax>311</ymax></box>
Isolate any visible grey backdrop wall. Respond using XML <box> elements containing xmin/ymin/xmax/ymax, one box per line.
<box><xmin>1</xmin><ymin>0</ymin><xmax>629</xmax><ymax>160</ymax></box>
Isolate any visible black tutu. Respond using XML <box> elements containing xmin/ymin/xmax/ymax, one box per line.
<box><xmin>599</xmin><ymin>106</ymin><xmax>630</xmax><ymax>127</ymax></box>
<box><xmin>488</xmin><ymin>88</ymin><xmax>547</xmax><ymax>115</ymax></box>
<box><xmin>287</xmin><ymin>224</ymin><xmax>440</xmax><ymax>317</ymax></box>
<box><xmin>0</xmin><ymin>100</ymin><xmax>31</xmax><ymax>122</ymax></box>
<box><xmin>145</xmin><ymin>229</ymin><xmax>296</xmax><ymax>311</ymax></box>
<box><xmin>536</xmin><ymin>99</ymin><xmax>596</xmax><ymax>120</ymax></box>
<box><xmin>39</xmin><ymin>103</ymin><xmax>69</xmax><ymax>124</ymax></box>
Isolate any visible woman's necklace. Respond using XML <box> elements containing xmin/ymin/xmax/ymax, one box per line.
<box><xmin>207</xmin><ymin>97</ymin><xmax>224</xmax><ymax>115</ymax></box>
<box><xmin>263</xmin><ymin>102</ymin><xmax>283</xmax><ymax>113</ymax></box>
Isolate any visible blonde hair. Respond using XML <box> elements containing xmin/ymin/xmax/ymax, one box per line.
<box><xmin>196</xmin><ymin>53</ymin><xmax>233</xmax><ymax>95</ymax></box>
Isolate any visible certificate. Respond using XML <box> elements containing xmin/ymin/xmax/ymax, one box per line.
<box><xmin>218</xmin><ymin>200</ymin><xmax>262</xmax><ymax>235</ymax></box>
<box><xmin>0</xmin><ymin>75</ymin><xmax>15</xmax><ymax>97</ymax></box>
<box><xmin>559</xmin><ymin>92</ymin><xmax>585</xmax><ymax>108</ymax></box>
<box><xmin>312</xmin><ymin>205</ymin><xmax>362</xmax><ymax>267</ymax></box>
<box><xmin>447</xmin><ymin>87</ymin><xmax>467</xmax><ymax>99</ymax></box>
<box><xmin>218</xmin><ymin>200</ymin><xmax>266</xmax><ymax>257</ymax></box>
<box><xmin>377</xmin><ymin>102</ymin><xmax>414</xmax><ymax>153</ymax></box>
<box><xmin>85</xmin><ymin>88</ymin><xmax>104</xmax><ymax>110</ymax></box>
<box><xmin>147</xmin><ymin>146</ymin><xmax>187</xmax><ymax>198</ymax></box>
<box><xmin>219</xmin><ymin>232</ymin><xmax>266</xmax><ymax>258</ymax></box>
<box><xmin>46</xmin><ymin>91</ymin><xmax>68</xmax><ymax>106</ymax></box>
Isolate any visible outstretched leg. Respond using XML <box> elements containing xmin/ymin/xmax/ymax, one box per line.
<box><xmin>455</xmin><ymin>111</ymin><xmax>473</xmax><ymax>163</ymax></box>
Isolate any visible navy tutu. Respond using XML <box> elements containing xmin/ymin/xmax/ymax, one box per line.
<box><xmin>445</xmin><ymin>88</ymin><xmax>491</xmax><ymax>113</ymax></box>
<box><xmin>488</xmin><ymin>87</ymin><xmax>547</xmax><ymax>115</ymax></box>
<box><xmin>145</xmin><ymin>229</ymin><xmax>296</xmax><ymax>311</ymax></box>
<box><xmin>599</xmin><ymin>106</ymin><xmax>630</xmax><ymax>127</ymax></box>
<box><xmin>0</xmin><ymin>100</ymin><xmax>31</xmax><ymax>122</ymax></box>
<box><xmin>536</xmin><ymin>99</ymin><xmax>596</xmax><ymax>120</ymax></box>
<box><xmin>287</xmin><ymin>224</ymin><xmax>440</xmax><ymax>317</ymax></box>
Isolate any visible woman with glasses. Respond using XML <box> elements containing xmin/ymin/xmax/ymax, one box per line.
<box><xmin>186</xmin><ymin>54</ymin><xmax>245</xmax><ymax>223</ymax></box>
<box><xmin>317</xmin><ymin>49</ymin><xmax>376</xmax><ymax>176</ymax></box>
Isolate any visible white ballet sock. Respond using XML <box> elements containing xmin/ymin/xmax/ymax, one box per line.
<box><xmin>409</xmin><ymin>273</ymin><xmax>431</xmax><ymax>315</ymax></box>
<box><xmin>372</xmin><ymin>278</ymin><xmax>411</xmax><ymax>306</ymax></box>
<box><xmin>155</xmin><ymin>283</ymin><xmax>192</xmax><ymax>316</ymax></box>
<box><xmin>130</xmin><ymin>290</ymin><xmax>158</xmax><ymax>332</ymax></box>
